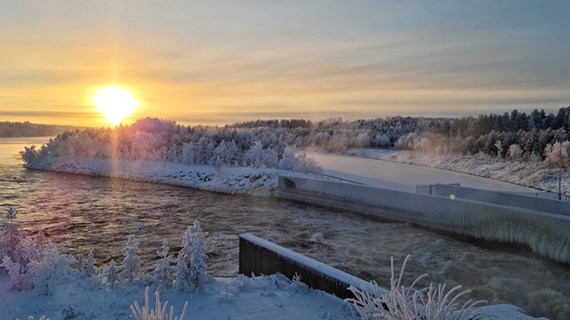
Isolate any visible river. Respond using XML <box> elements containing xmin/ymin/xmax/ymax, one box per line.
<box><xmin>1</xmin><ymin>137</ymin><xmax>568</xmax><ymax>319</ymax></box>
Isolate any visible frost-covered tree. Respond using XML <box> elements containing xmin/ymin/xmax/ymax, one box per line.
<box><xmin>189</xmin><ymin>221</ymin><xmax>208</xmax><ymax>289</ymax></box>
<box><xmin>544</xmin><ymin>141</ymin><xmax>570</xmax><ymax>169</ymax></box>
<box><xmin>0</xmin><ymin>207</ymin><xmax>23</xmax><ymax>262</ymax></box>
<box><xmin>77</xmin><ymin>254</ymin><xmax>85</xmax><ymax>275</ymax></box>
<box><xmin>153</xmin><ymin>240</ymin><xmax>171</xmax><ymax>288</ymax></box>
<box><xmin>103</xmin><ymin>259</ymin><xmax>118</xmax><ymax>287</ymax></box>
<box><xmin>86</xmin><ymin>250</ymin><xmax>98</xmax><ymax>277</ymax></box>
<box><xmin>175</xmin><ymin>227</ymin><xmax>193</xmax><ymax>291</ymax></box>
<box><xmin>31</xmin><ymin>247</ymin><xmax>76</xmax><ymax>295</ymax></box>
<box><xmin>508</xmin><ymin>144</ymin><xmax>524</xmax><ymax>160</ymax></box>
<box><xmin>120</xmin><ymin>234</ymin><xmax>142</xmax><ymax>282</ymax></box>
<box><xmin>175</xmin><ymin>221</ymin><xmax>209</xmax><ymax>291</ymax></box>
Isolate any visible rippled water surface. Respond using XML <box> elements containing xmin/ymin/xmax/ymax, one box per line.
<box><xmin>1</xmin><ymin>138</ymin><xmax>569</xmax><ymax>319</ymax></box>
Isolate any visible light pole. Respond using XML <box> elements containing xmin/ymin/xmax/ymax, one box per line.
<box><xmin>558</xmin><ymin>130</ymin><xmax>564</xmax><ymax>200</ymax></box>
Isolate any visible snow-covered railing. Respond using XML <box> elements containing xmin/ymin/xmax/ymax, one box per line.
<box><xmin>239</xmin><ymin>233</ymin><xmax>384</xmax><ymax>299</ymax></box>
<box><xmin>430</xmin><ymin>184</ymin><xmax>570</xmax><ymax>217</ymax></box>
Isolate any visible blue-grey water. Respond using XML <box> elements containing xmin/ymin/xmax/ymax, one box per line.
<box><xmin>1</xmin><ymin>137</ymin><xmax>568</xmax><ymax>319</ymax></box>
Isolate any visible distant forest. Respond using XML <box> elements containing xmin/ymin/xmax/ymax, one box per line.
<box><xmin>20</xmin><ymin>107</ymin><xmax>570</xmax><ymax>171</ymax></box>
<box><xmin>0</xmin><ymin>121</ymin><xmax>86</xmax><ymax>138</ymax></box>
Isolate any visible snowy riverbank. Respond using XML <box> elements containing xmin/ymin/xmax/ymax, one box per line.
<box><xmin>0</xmin><ymin>273</ymin><xmax>351</xmax><ymax>320</ymax></box>
<box><xmin>346</xmin><ymin>148</ymin><xmax>568</xmax><ymax>197</ymax></box>
<box><xmin>24</xmin><ymin>156</ymin><xmax>310</xmax><ymax>196</ymax></box>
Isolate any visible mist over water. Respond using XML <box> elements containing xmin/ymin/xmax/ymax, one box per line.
<box><xmin>1</xmin><ymin>138</ymin><xmax>568</xmax><ymax>319</ymax></box>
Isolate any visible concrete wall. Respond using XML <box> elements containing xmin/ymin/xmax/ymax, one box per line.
<box><xmin>239</xmin><ymin>233</ymin><xmax>381</xmax><ymax>299</ymax></box>
<box><xmin>277</xmin><ymin>176</ymin><xmax>570</xmax><ymax>264</ymax></box>
<box><xmin>431</xmin><ymin>184</ymin><xmax>570</xmax><ymax>217</ymax></box>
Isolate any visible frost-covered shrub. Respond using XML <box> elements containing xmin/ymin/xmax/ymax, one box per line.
<box><xmin>347</xmin><ymin>255</ymin><xmax>488</xmax><ymax>320</ymax></box>
<box><xmin>31</xmin><ymin>247</ymin><xmax>76</xmax><ymax>295</ymax></box>
<box><xmin>278</xmin><ymin>147</ymin><xmax>322</xmax><ymax>173</ymax></box>
<box><xmin>131</xmin><ymin>287</ymin><xmax>188</xmax><ymax>320</ymax></box>
<box><xmin>1</xmin><ymin>209</ymin><xmax>74</xmax><ymax>293</ymax></box>
<box><xmin>121</xmin><ymin>234</ymin><xmax>142</xmax><ymax>282</ymax></box>
<box><xmin>508</xmin><ymin>144</ymin><xmax>524</xmax><ymax>160</ymax></box>
<box><xmin>544</xmin><ymin>141</ymin><xmax>570</xmax><ymax>169</ymax></box>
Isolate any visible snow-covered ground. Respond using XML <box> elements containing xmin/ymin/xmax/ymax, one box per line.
<box><xmin>343</xmin><ymin>148</ymin><xmax>568</xmax><ymax>196</ymax></box>
<box><xmin>0</xmin><ymin>273</ymin><xmax>351</xmax><ymax>320</ymax></box>
<box><xmin>306</xmin><ymin>151</ymin><xmax>537</xmax><ymax>193</ymax></box>
<box><xmin>0</xmin><ymin>268</ymin><xmax>545</xmax><ymax>320</ymax></box>
<box><xmin>24</xmin><ymin>156</ymin><xmax>300</xmax><ymax>197</ymax></box>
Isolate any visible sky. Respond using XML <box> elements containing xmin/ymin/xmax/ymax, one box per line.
<box><xmin>1</xmin><ymin>0</ymin><xmax>569</xmax><ymax>127</ymax></box>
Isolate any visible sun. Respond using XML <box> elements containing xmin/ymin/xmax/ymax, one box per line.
<box><xmin>91</xmin><ymin>86</ymin><xmax>140</xmax><ymax>126</ymax></box>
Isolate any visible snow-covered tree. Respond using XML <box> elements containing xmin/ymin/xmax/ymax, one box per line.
<box><xmin>175</xmin><ymin>227</ymin><xmax>193</xmax><ymax>291</ymax></box>
<box><xmin>77</xmin><ymin>254</ymin><xmax>85</xmax><ymax>275</ymax></box>
<box><xmin>508</xmin><ymin>144</ymin><xmax>524</xmax><ymax>160</ymax></box>
<box><xmin>153</xmin><ymin>240</ymin><xmax>171</xmax><ymax>288</ymax></box>
<box><xmin>120</xmin><ymin>234</ymin><xmax>142</xmax><ymax>282</ymax></box>
<box><xmin>0</xmin><ymin>207</ymin><xmax>23</xmax><ymax>262</ymax></box>
<box><xmin>175</xmin><ymin>221</ymin><xmax>209</xmax><ymax>291</ymax></box>
<box><xmin>86</xmin><ymin>250</ymin><xmax>98</xmax><ymax>277</ymax></box>
<box><xmin>103</xmin><ymin>260</ymin><xmax>118</xmax><ymax>287</ymax></box>
<box><xmin>189</xmin><ymin>221</ymin><xmax>208</xmax><ymax>289</ymax></box>
<box><xmin>30</xmin><ymin>247</ymin><xmax>76</xmax><ymax>295</ymax></box>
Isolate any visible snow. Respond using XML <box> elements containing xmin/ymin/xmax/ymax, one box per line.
<box><xmin>24</xmin><ymin>156</ymin><xmax>302</xmax><ymax>197</ymax></box>
<box><xmin>343</xmin><ymin>148</ymin><xmax>567</xmax><ymax>196</ymax></box>
<box><xmin>0</xmin><ymin>273</ymin><xmax>351</xmax><ymax>320</ymax></box>
<box><xmin>306</xmin><ymin>150</ymin><xmax>540</xmax><ymax>193</ymax></box>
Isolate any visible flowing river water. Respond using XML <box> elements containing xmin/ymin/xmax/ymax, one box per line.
<box><xmin>1</xmin><ymin>137</ymin><xmax>568</xmax><ymax>319</ymax></box>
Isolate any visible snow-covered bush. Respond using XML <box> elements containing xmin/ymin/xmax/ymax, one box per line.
<box><xmin>278</xmin><ymin>147</ymin><xmax>322</xmax><ymax>173</ymax></box>
<box><xmin>30</xmin><ymin>247</ymin><xmax>76</xmax><ymax>295</ymax></box>
<box><xmin>508</xmin><ymin>144</ymin><xmax>524</xmax><ymax>160</ymax></box>
<box><xmin>544</xmin><ymin>141</ymin><xmax>570</xmax><ymax>169</ymax></box>
<box><xmin>131</xmin><ymin>287</ymin><xmax>188</xmax><ymax>320</ymax></box>
<box><xmin>347</xmin><ymin>255</ymin><xmax>487</xmax><ymax>320</ymax></box>
<box><xmin>121</xmin><ymin>234</ymin><xmax>142</xmax><ymax>282</ymax></box>
<box><xmin>1</xmin><ymin>209</ymin><xmax>75</xmax><ymax>293</ymax></box>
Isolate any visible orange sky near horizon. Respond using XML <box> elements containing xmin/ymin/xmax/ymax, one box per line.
<box><xmin>1</xmin><ymin>1</ymin><xmax>569</xmax><ymax>127</ymax></box>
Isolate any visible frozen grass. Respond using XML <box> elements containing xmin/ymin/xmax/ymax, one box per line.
<box><xmin>347</xmin><ymin>255</ymin><xmax>488</xmax><ymax>320</ymax></box>
<box><xmin>131</xmin><ymin>287</ymin><xmax>188</xmax><ymax>320</ymax></box>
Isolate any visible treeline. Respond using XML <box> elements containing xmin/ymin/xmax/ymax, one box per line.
<box><xmin>20</xmin><ymin>106</ymin><xmax>570</xmax><ymax>170</ymax></box>
<box><xmin>20</xmin><ymin>118</ymin><xmax>321</xmax><ymax>173</ymax></box>
<box><xmin>0</xmin><ymin>121</ymin><xmax>86</xmax><ymax>138</ymax></box>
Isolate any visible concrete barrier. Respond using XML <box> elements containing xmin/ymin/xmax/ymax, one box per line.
<box><xmin>431</xmin><ymin>184</ymin><xmax>570</xmax><ymax>217</ymax></box>
<box><xmin>276</xmin><ymin>175</ymin><xmax>570</xmax><ymax>264</ymax></box>
<box><xmin>239</xmin><ymin>233</ymin><xmax>384</xmax><ymax>299</ymax></box>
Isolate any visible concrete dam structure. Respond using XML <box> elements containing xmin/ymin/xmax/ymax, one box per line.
<box><xmin>275</xmin><ymin>175</ymin><xmax>570</xmax><ymax>264</ymax></box>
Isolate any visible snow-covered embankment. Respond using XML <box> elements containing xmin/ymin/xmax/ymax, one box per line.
<box><xmin>25</xmin><ymin>156</ymin><xmax>294</xmax><ymax>196</ymax></box>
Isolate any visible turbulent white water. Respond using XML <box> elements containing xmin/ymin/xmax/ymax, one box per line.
<box><xmin>1</xmin><ymin>138</ymin><xmax>569</xmax><ymax>319</ymax></box>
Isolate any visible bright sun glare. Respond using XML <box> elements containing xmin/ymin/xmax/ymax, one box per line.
<box><xmin>91</xmin><ymin>86</ymin><xmax>140</xmax><ymax>126</ymax></box>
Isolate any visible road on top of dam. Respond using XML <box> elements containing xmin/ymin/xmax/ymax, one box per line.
<box><xmin>306</xmin><ymin>151</ymin><xmax>537</xmax><ymax>193</ymax></box>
